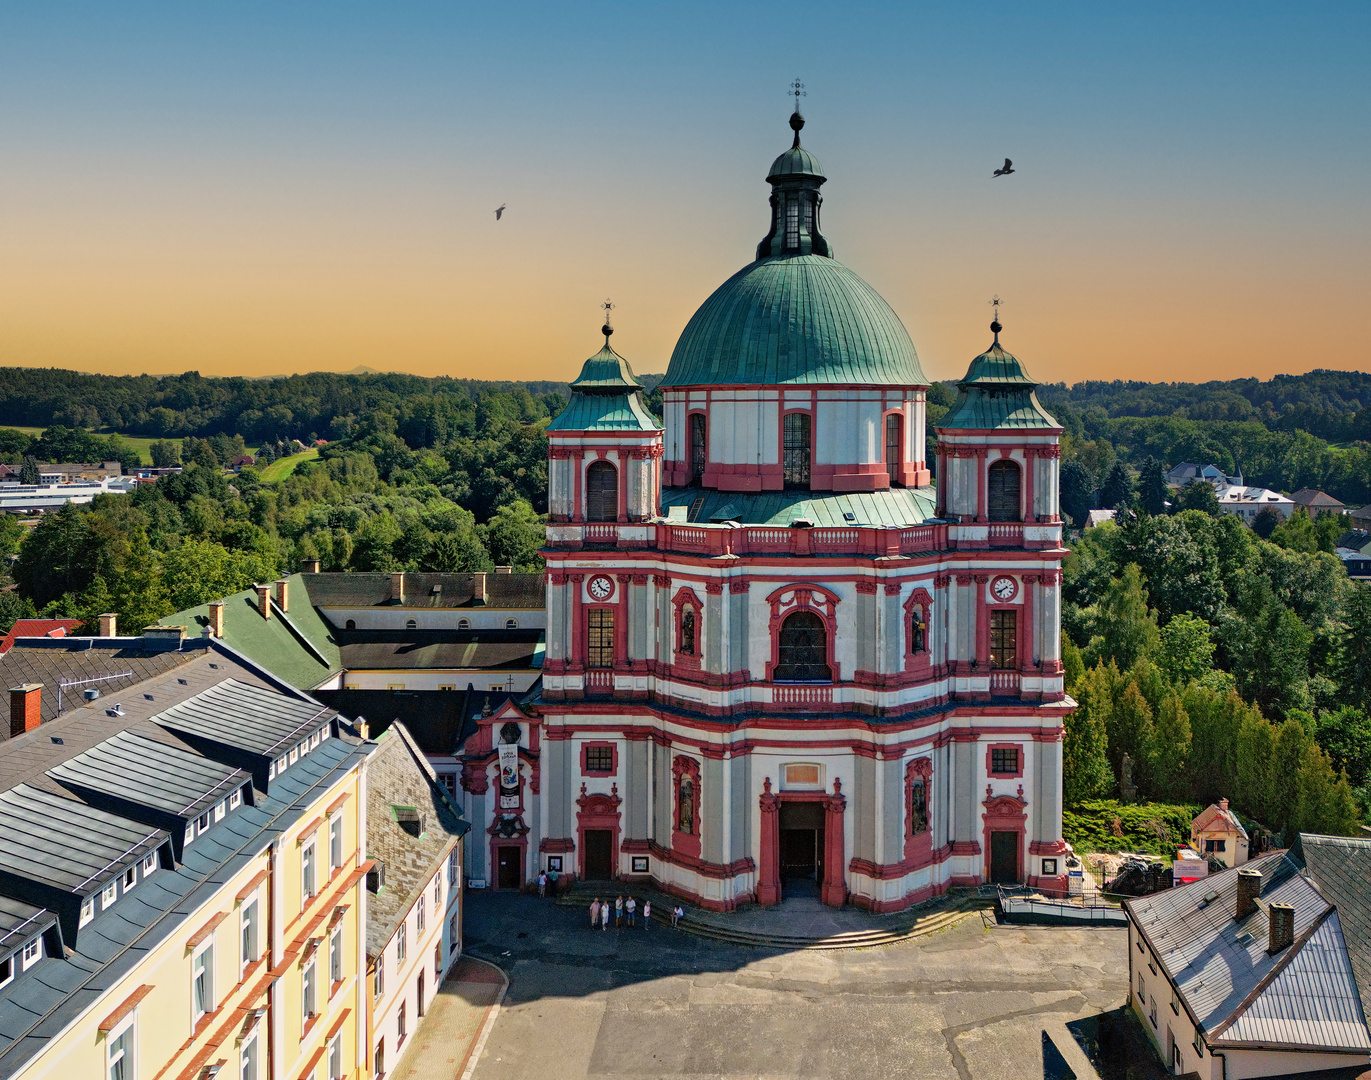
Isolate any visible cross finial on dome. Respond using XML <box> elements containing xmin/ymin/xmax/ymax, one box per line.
<box><xmin>989</xmin><ymin>295</ymin><xmax>1003</xmax><ymax>341</ymax></box>
<box><xmin>789</xmin><ymin>78</ymin><xmax>806</xmax><ymax>148</ymax></box>
<box><xmin>601</xmin><ymin>298</ymin><xmax>615</xmax><ymax>340</ymax></box>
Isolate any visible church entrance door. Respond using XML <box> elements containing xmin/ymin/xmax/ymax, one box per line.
<box><xmin>584</xmin><ymin>830</ymin><xmax>613</xmax><ymax>880</ymax></box>
<box><xmin>989</xmin><ymin>831</ymin><xmax>1020</xmax><ymax>884</ymax></box>
<box><xmin>778</xmin><ymin>800</ymin><xmax>826</xmax><ymax>898</ymax></box>
<box><xmin>496</xmin><ymin>846</ymin><xmax>522</xmax><ymax>890</ymax></box>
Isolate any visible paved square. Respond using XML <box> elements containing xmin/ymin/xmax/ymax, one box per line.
<box><xmin>462</xmin><ymin>892</ymin><xmax>1161</xmax><ymax>1080</ymax></box>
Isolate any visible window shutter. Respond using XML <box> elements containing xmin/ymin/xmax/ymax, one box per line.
<box><xmin>586</xmin><ymin>461</ymin><xmax>618</xmax><ymax>522</ymax></box>
<box><xmin>987</xmin><ymin>460</ymin><xmax>1021</xmax><ymax>522</ymax></box>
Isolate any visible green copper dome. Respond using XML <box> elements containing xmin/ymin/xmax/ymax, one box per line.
<box><xmin>768</xmin><ymin>145</ymin><xmax>825</xmax><ymax>181</ymax></box>
<box><xmin>547</xmin><ymin>338</ymin><xmax>660</xmax><ymax>432</ymax></box>
<box><xmin>660</xmin><ymin>254</ymin><xmax>927</xmax><ymax>387</ymax></box>
<box><xmin>938</xmin><ymin>325</ymin><xmax>1060</xmax><ymax>430</ymax></box>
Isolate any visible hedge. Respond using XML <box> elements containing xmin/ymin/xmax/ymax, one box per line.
<box><xmin>1063</xmin><ymin>799</ymin><xmax>1202</xmax><ymax>856</ymax></box>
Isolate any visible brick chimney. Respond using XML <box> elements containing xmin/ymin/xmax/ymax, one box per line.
<box><xmin>302</xmin><ymin>558</ymin><xmax>321</xmax><ymax>574</ymax></box>
<box><xmin>495</xmin><ymin>565</ymin><xmax>513</xmax><ymax>574</ymax></box>
<box><xmin>1267</xmin><ymin>902</ymin><xmax>1294</xmax><ymax>953</ymax></box>
<box><xmin>390</xmin><ymin>572</ymin><xmax>405</xmax><ymax>603</ymax></box>
<box><xmin>1218</xmin><ymin>797</ymin><xmax>1229</xmax><ymax>811</ymax></box>
<box><xmin>255</xmin><ymin>584</ymin><xmax>271</xmax><ymax>620</ymax></box>
<box><xmin>473</xmin><ymin>572</ymin><xmax>487</xmax><ymax>604</ymax></box>
<box><xmin>208</xmin><ymin>601</ymin><xmax>225</xmax><ymax>638</ymax></box>
<box><xmin>98</xmin><ymin>612</ymin><xmax>117</xmax><ymax>637</ymax></box>
<box><xmin>1236</xmin><ymin>868</ymin><xmax>1262</xmax><ymax>921</ymax></box>
<box><xmin>274</xmin><ymin>578</ymin><xmax>289</xmax><ymax>613</ymax></box>
<box><xmin>9</xmin><ymin>684</ymin><xmax>41</xmax><ymax>738</ymax></box>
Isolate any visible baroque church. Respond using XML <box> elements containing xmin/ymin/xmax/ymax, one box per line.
<box><xmin>459</xmin><ymin>112</ymin><xmax>1073</xmax><ymax>912</ymax></box>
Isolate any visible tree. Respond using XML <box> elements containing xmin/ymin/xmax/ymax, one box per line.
<box><xmin>1269</xmin><ymin>718</ymin><xmax>1310</xmax><ymax>834</ymax></box>
<box><xmin>160</xmin><ymin>539</ymin><xmax>278</xmax><ymax>611</ymax></box>
<box><xmin>1173</xmin><ymin>479</ymin><xmax>1220</xmax><ymax>517</ymax></box>
<box><xmin>1295</xmin><ymin>741</ymin><xmax>1360</xmax><ymax>836</ymax></box>
<box><xmin>181</xmin><ymin>437</ymin><xmax>220</xmax><ymax>469</ymax></box>
<box><xmin>1157</xmin><ymin>613</ymin><xmax>1216</xmax><ymax>686</ymax></box>
<box><xmin>19</xmin><ymin>455</ymin><xmax>39</xmax><ymax>484</ymax></box>
<box><xmin>1137</xmin><ymin>457</ymin><xmax>1168</xmax><ymax>516</ymax></box>
<box><xmin>1314</xmin><ymin>706</ymin><xmax>1371</xmax><ymax>790</ymax></box>
<box><xmin>1086</xmin><ymin>564</ymin><xmax>1159</xmax><ymax>671</ymax></box>
<box><xmin>423</xmin><ymin>531</ymin><xmax>492</xmax><ymax>572</ymax></box>
<box><xmin>1252</xmin><ymin>505</ymin><xmax>1282</xmax><ymax>539</ymax></box>
<box><xmin>1149</xmin><ymin>689</ymin><xmax>1192</xmax><ymax>801</ymax></box>
<box><xmin>1064</xmin><ymin>663</ymin><xmax>1118</xmax><ymax>803</ymax></box>
<box><xmin>1116</xmin><ymin>511</ymin><xmax>1227</xmax><ymax>624</ymax></box>
<box><xmin>480</xmin><ymin>500</ymin><xmax>545</xmax><ymax>571</ymax></box>
<box><xmin>1107</xmin><ymin>678</ymin><xmax>1157</xmax><ymax>795</ymax></box>
<box><xmin>1062</xmin><ymin>637</ymin><xmax>1085</xmax><ymax>695</ymax></box>
<box><xmin>1100</xmin><ymin>462</ymin><xmax>1135</xmax><ymax>511</ymax></box>
<box><xmin>351</xmin><ymin>512</ymin><xmax>404</xmax><ymax>572</ymax></box>
<box><xmin>150</xmin><ymin>439</ymin><xmax>181</xmax><ymax>468</ymax></box>
<box><xmin>1332</xmin><ymin>582</ymin><xmax>1371</xmax><ymax>708</ymax></box>
<box><xmin>1234</xmin><ymin>711</ymin><xmax>1277</xmax><ymax>825</ymax></box>
<box><xmin>1060</xmin><ymin>460</ymin><xmax>1094</xmax><ymax>529</ymax></box>
<box><xmin>1270</xmin><ymin>508</ymin><xmax>1318</xmax><ymax>553</ymax></box>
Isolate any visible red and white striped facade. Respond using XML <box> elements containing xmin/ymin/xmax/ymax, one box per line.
<box><xmin>456</xmin><ymin>375</ymin><xmax>1074</xmax><ymax>913</ymax></box>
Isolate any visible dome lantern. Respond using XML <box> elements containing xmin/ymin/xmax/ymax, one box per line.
<box><xmin>757</xmin><ymin>111</ymin><xmax>831</xmax><ymax>260</ymax></box>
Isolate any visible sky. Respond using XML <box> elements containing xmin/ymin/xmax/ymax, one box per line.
<box><xmin>2</xmin><ymin>2</ymin><xmax>1369</xmax><ymax>387</ymax></box>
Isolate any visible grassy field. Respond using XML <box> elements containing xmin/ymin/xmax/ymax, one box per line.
<box><xmin>257</xmin><ymin>448</ymin><xmax>319</xmax><ymax>482</ymax></box>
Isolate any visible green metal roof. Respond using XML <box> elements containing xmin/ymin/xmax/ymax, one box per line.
<box><xmin>170</xmin><ymin>574</ymin><xmax>342</xmax><ymax>691</ymax></box>
<box><xmin>768</xmin><ymin>145</ymin><xmax>825</xmax><ymax>181</ymax></box>
<box><xmin>938</xmin><ymin>332</ymin><xmax>1061</xmax><ymax>431</ymax></box>
<box><xmin>659</xmin><ymin>485</ymin><xmax>936</xmax><ymax>526</ymax></box>
<box><xmin>660</xmin><ymin>255</ymin><xmax>927</xmax><ymax>388</ymax></box>
<box><xmin>546</xmin><ymin>391</ymin><xmax>660</xmax><ymax>432</ymax></box>
<box><xmin>568</xmin><ymin>342</ymin><xmax>643</xmax><ymax>391</ymax></box>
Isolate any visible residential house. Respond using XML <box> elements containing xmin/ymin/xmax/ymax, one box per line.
<box><xmin>1351</xmin><ymin>505</ymin><xmax>1371</xmax><ymax>527</ymax></box>
<box><xmin>362</xmin><ymin>722</ymin><xmax>466</xmax><ymax>1079</ymax></box>
<box><xmin>0</xmin><ymin>629</ymin><xmax>373</xmax><ymax>1080</ymax></box>
<box><xmin>1126</xmin><ymin>837</ymin><xmax>1371</xmax><ymax>1078</ymax></box>
<box><xmin>1166</xmin><ymin>463</ymin><xmax>1239</xmax><ymax>488</ymax></box>
<box><xmin>1214</xmin><ymin>483</ymin><xmax>1295</xmax><ymax>524</ymax></box>
<box><xmin>1191</xmin><ymin>798</ymin><xmax>1249</xmax><ymax>868</ymax></box>
<box><xmin>1291</xmin><ymin>489</ymin><xmax>1347</xmax><ymax>518</ymax></box>
<box><xmin>1085</xmin><ymin>509</ymin><xmax>1117</xmax><ymax>528</ymax></box>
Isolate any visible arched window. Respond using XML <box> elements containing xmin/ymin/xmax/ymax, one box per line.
<box><xmin>505</xmin><ymin>618</ymin><xmax>518</xmax><ymax>630</ymax></box>
<box><xmin>987</xmin><ymin>460</ymin><xmax>1021</xmax><ymax>522</ymax></box>
<box><xmin>678</xmin><ymin>607</ymin><xmax>696</xmax><ymax>656</ymax></box>
<box><xmin>457</xmin><ymin>618</ymin><xmax>470</xmax><ymax>630</ymax></box>
<box><xmin>677</xmin><ymin>777</ymin><xmax>695</xmax><ymax>835</ymax></box>
<box><xmin>885</xmin><ymin>413</ymin><xmax>903</xmax><ymax>486</ymax></box>
<box><xmin>586</xmin><ymin>460</ymin><xmax>618</xmax><ymax>522</ymax></box>
<box><xmin>406</xmin><ymin>619</ymin><xmax>417</xmax><ymax>630</ymax></box>
<box><xmin>689</xmin><ymin>413</ymin><xmax>707</xmax><ymax>484</ymax></box>
<box><xmin>783</xmin><ymin>413</ymin><xmax>811</xmax><ymax>489</ymax></box>
<box><xmin>774</xmin><ymin>611</ymin><xmax>831</xmax><ymax>681</ymax></box>
<box><xmin>345</xmin><ymin>619</ymin><xmax>356</xmax><ymax>631</ymax></box>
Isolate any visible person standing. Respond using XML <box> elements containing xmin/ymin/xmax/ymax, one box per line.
<box><xmin>548</xmin><ymin>866</ymin><xmax>559</xmax><ymax>894</ymax></box>
<box><xmin>537</xmin><ymin>871</ymin><xmax>547</xmax><ymax>898</ymax></box>
<box><xmin>601</xmin><ymin>900</ymin><xmax>610</xmax><ymax>930</ymax></box>
<box><xmin>590</xmin><ymin>898</ymin><xmax>600</xmax><ymax>929</ymax></box>
<box><xmin>626</xmin><ymin>895</ymin><xmax>637</xmax><ymax>927</ymax></box>
<box><xmin>615</xmin><ymin>895</ymin><xmax>624</xmax><ymax>928</ymax></box>
<box><xmin>642</xmin><ymin>899</ymin><xmax>651</xmax><ymax>928</ymax></box>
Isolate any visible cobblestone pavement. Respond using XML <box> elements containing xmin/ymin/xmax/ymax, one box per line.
<box><xmin>389</xmin><ymin>957</ymin><xmax>505</xmax><ymax>1080</ymax></box>
<box><xmin>462</xmin><ymin>890</ymin><xmax>1169</xmax><ymax>1080</ymax></box>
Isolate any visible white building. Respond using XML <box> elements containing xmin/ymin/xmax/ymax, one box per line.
<box><xmin>1214</xmin><ymin>483</ymin><xmax>1295</xmax><ymax>523</ymax></box>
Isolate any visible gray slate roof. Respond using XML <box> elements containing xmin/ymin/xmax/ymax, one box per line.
<box><xmin>1300</xmin><ymin>834</ymin><xmax>1371</xmax><ymax>1026</ymax></box>
<box><xmin>303</xmin><ymin>572</ymin><xmax>546</xmax><ymax>611</ymax></box>
<box><xmin>364</xmin><ymin>723</ymin><xmax>466</xmax><ymax>959</ymax></box>
<box><xmin>156</xmin><ymin>678</ymin><xmax>332</xmax><ymax>757</ymax></box>
<box><xmin>336</xmin><ymin>629</ymin><xmax>545</xmax><ymax>672</ymax></box>
<box><xmin>0</xmin><ymin>642</ymin><xmax>200</xmax><ymax>727</ymax></box>
<box><xmin>1126</xmin><ymin>850</ymin><xmax>1370</xmax><ymax>1053</ymax></box>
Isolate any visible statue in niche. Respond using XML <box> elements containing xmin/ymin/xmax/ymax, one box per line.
<box><xmin>678</xmin><ymin>777</ymin><xmax>695</xmax><ymax>835</ymax></box>
<box><xmin>680</xmin><ymin>607</ymin><xmax>695</xmax><ymax>655</ymax></box>
<box><xmin>909</xmin><ymin>778</ymin><xmax>928</xmax><ymax>835</ymax></box>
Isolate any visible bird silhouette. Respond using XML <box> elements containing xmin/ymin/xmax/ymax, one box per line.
<box><xmin>992</xmin><ymin>158</ymin><xmax>1014</xmax><ymax>177</ymax></box>
<box><xmin>494</xmin><ymin>203</ymin><xmax>506</xmax><ymax>220</ymax></box>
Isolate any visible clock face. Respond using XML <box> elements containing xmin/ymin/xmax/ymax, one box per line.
<box><xmin>991</xmin><ymin>576</ymin><xmax>1018</xmax><ymax>602</ymax></box>
<box><xmin>588</xmin><ymin>575</ymin><xmax>614</xmax><ymax>601</ymax></box>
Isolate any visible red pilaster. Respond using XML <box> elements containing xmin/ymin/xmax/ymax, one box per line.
<box><xmin>821</xmin><ymin>779</ymin><xmax>848</xmax><ymax>907</ymax></box>
<box><xmin>757</xmin><ymin>777</ymin><xmax>781</xmax><ymax>906</ymax></box>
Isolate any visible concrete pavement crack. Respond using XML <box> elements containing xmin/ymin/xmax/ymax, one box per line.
<box><xmin>941</xmin><ymin>994</ymin><xmax>1087</xmax><ymax>1080</ymax></box>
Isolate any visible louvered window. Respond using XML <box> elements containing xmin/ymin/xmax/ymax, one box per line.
<box><xmin>690</xmin><ymin>413</ymin><xmax>707</xmax><ymax>483</ymax></box>
<box><xmin>990</xmin><ymin>610</ymin><xmax>1017</xmax><ymax>669</ymax></box>
<box><xmin>586</xmin><ymin>460</ymin><xmax>618</xmax><ymax>522</ymax></box>
<box><xmin>586</xmin><ymin>608</ymin><xmax>615</xmax><ymax>668</ymax></box>
<box><xmin>885</xmin><ymin>413</ymin><xmax>903</xmax><ymax>485</ymax></box>
<box><xmin>783</xmin><ymin>413</ymin><xmax>811</xmax><ymax>488</ymax></box>
<box><xmin>987</xmin><ymin>460</ymin><xmax>1021</xmax><ymax>521</ymax></box>
<box><xmin>774</xmin><ymin>611</ymin><xmax>831</xmax><ymax>681</ymax></box>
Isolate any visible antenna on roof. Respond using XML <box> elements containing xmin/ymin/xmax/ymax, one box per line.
<box><xmin>601</xmin><ymin>298</ymin><xmax>614</xmax><ymax>340</ymax></box>
<box><xmin>989</xmin><ymin>294</ymin><xmax>1003</xmax><ymax>340</ymax></box>
<box><xmin>788</xmin><ymin>78</ymin><xmax>806</xmax><ymax>148</ymax></box>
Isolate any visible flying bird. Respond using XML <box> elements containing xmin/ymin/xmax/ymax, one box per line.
<box><xmin>992</xmin><ymin>158</ymin><xmax>1014</xmax><ymax>177</ymax></box>
<box><xmin>494</xmin><ymin>203</ymin><xmax>506</xmax><ymax>220</ymax></box>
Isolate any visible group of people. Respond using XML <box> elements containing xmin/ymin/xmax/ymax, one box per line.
<box><xmin>587</xmin><ymin>894</ymin><xmax>685</xmax><ymax>930</ymax></box>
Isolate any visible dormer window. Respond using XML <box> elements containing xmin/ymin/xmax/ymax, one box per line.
<box><xmin>102</xmin><ymin>881</ymin><xmax>118</xmax><ymax>908</ymax></box>
<box><xmin>123</xmin><ymin>866</ymin><xmax>136</xmax><ymax>890</ymax></box>
<box><xmin>80</xmin><ymin>897</ymin><xmax>95</xmax><ymax>926</ymax></box>
<box><xmin>0</xmin><ymin>956</ymin><xmax>11</xmax><ymax>988</ymax></box>
<box><xmin>21</xmin><ymin>938</ymin><xmax>41</xmax><ymax>970</ymax></box>
<box><xmin>142</xmin><ymin>853</ymin><xmax>158</xmax><ymax>876</ymax></box>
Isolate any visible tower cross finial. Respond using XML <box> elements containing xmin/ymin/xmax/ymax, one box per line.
<box><xmin>788</xmin><ymin>79</ymin><xmax>806</xmax><ymax>147</ymax></box>
<box><xmin>790</xmin><ymin>78</ymin><xmax>806</xmax><ymax>111</ymax></box>
<box><xmin>989</xmin><ymin>294</ymin><xmax>1002</xmax><ymax>340</ymax></box>
<box><xmin>601</xmin><ymin>298</ymin><xmax>615</xmax><ymax>340</ymax></box>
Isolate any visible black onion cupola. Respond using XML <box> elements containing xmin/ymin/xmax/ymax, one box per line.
<box><xmin>756</xmin><ymin>111</ymin><xmax>831</xmax><ymax>259</ymax></box>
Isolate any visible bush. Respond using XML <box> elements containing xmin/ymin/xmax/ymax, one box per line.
<box><xmin>1063</xmin><ymin>799</ymin><xmax>1201</xmax><ymax>855</ymax></box>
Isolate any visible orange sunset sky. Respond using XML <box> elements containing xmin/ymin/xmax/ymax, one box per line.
<box><xmin>2</xmin><ymin>3</ymin><xmax>1368</xmax><ymax>387</ymax></box>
